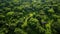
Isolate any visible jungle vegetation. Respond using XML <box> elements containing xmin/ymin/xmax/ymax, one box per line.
<box><xmin>0</xmin><ymin>0</ymin><xmax>60</xmax><ymax>34</ymax></box>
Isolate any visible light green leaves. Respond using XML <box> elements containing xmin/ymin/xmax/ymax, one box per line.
<box><xmin>6</xmin><ymin>11</ymin><xmax>15</xmax><ymax>16</ymax></box>
<box><xmin>48</xmin><ymin>8</ymin><xmax>54</xmax><ymax>13</ymax></box>
<box><xmin>14</xmin><ymin>28</ymin><xmax>27</xmax><ymax>34</ymax></box>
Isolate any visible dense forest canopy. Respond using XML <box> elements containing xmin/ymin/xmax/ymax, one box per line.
<box><xmin>0</xmin><ymin>0</ymin><xmax>60</xmax><ymax>34</ymax></box>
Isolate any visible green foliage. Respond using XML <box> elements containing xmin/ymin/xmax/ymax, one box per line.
<box><xmin>6</xmin><ymin>12</ymin><xmax>15</xmax><ymax>16</ymax></box>
<box><xmin>0</xmin><ymin>0</ymin><xmax>60</xmax><ymax>34</ymax></box>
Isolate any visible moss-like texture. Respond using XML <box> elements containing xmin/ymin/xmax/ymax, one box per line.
<box><xmin>0</xmin><ymin>0</ymin><xmax>60</xmax><ymax>34</ymax></box>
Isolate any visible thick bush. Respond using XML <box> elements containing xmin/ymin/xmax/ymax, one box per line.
<box><xmin>0</xmin><ymin>0</ymin><xmax>60</xmax><ymax>34</ymax></box>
